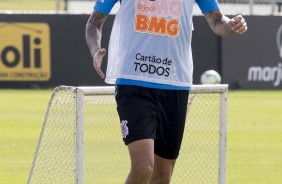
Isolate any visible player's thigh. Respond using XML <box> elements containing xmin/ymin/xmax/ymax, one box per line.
<box><xmin>127</xmin><ymin>139</ymin><xmax>155</xmax><ymax>169</ymax></box>
<box><xmin>153</xmin><ymin>154</ymin><xmax>176</xmax><ymax>176</ymax></box>
<box><xmin>115</xmin><ymin>85</ymin><xmax>159</xmax><ymax>144</ymax></box>
<box><xmin>155</xmin><ymin>90</ymin><xmax>189</xmax><ymax>159</ymax></box>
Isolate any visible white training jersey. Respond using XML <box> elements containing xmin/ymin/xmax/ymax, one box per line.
<box><xmin>95</xmin><ymin>0</ymin><xmax>219</xmax><ymax>90</ymax></box>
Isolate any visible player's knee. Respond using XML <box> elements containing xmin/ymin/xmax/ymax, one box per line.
<box><xmin>131</xmin><ymin>161</ymin><xmax>154</xmax><ymax>178</ymax></box>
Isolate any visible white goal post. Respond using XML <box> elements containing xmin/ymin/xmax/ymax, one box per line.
<box><xmin>27</xmin><ymin>84</ymin><xmax>228</xmax><ymax>184</ymax></box>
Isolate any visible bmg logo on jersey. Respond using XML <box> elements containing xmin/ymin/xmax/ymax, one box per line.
<box><xmin>0</xmin><ymin>22</ymin><xmax>51</xmax><ymax>81</ymax></box>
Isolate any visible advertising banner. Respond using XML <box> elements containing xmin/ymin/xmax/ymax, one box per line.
<box><xmin>222</xmin><ymin>16</ymin><xmax>282</xmax><ymax>89</ymax></box>
<box><xmin>0</xmin><ymin>22</ymin><xmax>51</xmax><ymax>81</ymax></box>
<box><xmin>0</xmin><ymin>14</ymin><xmax>111</xmax><ymax>88</ymax></box>
<box><xmin>2</xmin><ymin>14</ymin><xmax>280</xmax><ymax>89</ymax></box>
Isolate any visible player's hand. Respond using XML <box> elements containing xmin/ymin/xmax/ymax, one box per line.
<box><xmin>229</xmin><ymin>15</ymin><xmax>247</xmax><ymax>34</ymax></box>
<box><xmin>92</xmin><ymin>48</ymin><xmax>106</xmax><ymax>79</ymax></box>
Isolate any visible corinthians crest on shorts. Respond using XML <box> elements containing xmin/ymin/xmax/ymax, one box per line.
<box><xmin>120</xmin><ymin>120</ymin><xmax>129</xmax><ymax>138</ymax></box>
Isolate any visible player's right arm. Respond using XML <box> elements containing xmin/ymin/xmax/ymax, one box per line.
<box><xmin>85</xmin><ymin>0</ymin><xmax>118</xmax><ymax>79</ymax></box>
<box><xmin>85</xmin><ymin>11</ymin><xmax>107</xmax><ymax>79</ymax></box>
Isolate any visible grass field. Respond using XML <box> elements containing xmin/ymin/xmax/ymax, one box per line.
<box><xmin>0</xmin><ymin>0</ymin><xmax>64</xmax><ymax>11</ymax></box>
<box><xmin>0</xmin><ymin>89</ymin><xmax>281</xmax><ymax>183</ymax></box>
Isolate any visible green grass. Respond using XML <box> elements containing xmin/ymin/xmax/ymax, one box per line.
<box><xmin>0</xmin><ymin>89</ymin><xmax>282</xmax><ymax>183</ymax></box>
<box><xmin>0</xmin><ymin>0</ymin><xmax>64</xmax><ymax>11</ymax></box>
<box><xmin>227</xmin><ymin>91</ymin><xmax>282</xmax><ymax>184</ymax></box>
<box><xmin>0</xmin><ymin>89</ymin><xmax>51</xmax><ymax>183</ymax></box>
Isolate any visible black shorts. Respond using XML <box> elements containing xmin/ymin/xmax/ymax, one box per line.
<box><xmin>115</xmin><ymin>85</ymin><xmax>189</xmax><ymax>159</ymax></box>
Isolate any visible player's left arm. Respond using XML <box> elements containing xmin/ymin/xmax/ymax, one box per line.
<box><xmin>204</xmin><ymin>10</ymin><xmax>248</xmax><ymax>36</ymax></box>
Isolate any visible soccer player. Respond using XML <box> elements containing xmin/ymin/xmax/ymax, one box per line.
<box><xmin>86</xmin><ymin>0</ymin><xmax>247</xmax><ymax>183</ymax></box>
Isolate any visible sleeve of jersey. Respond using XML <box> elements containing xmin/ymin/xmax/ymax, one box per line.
<box><xmin>94</xmin><ymin>0</ymin><xmax>118</xmax><ymax>14</ymax></box>
<box><xmin>196</xmin><ymin>0</ymin><xmax>220</xmax><ymax>14</ymax></box>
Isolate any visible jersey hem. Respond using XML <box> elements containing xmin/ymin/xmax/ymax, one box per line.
<box><xmin>115</xmin><ymin>78</ymin><xmax>190</xmax><ymax>90</ymax></box>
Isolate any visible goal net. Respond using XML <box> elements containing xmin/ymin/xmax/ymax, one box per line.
<box><xmin>27</xmin><ymin>85</ymin><xmax>228</xmax><ymax>184</ymax></box>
